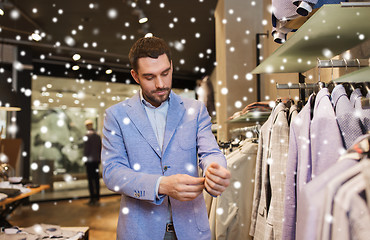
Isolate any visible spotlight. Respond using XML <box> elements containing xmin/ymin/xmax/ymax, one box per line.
<box><xmin>31</xmin><ymin>32</ymin><xmax>42</xmax><ymax>41</ymax></box>
<box><xmin>0</xmin><ymin>2</ymin><xmax>4</xmax><ymax>16</ymax></box>
<box><xmin>72</xmin><ymin>54</ymin><xmax>81</xmax><ymax>61</ymax></box>
<box><xmin>139</xmin><ymin>17</ymin><xmax>148</xmax><ymax>24</ymax></box>
<box><xmin>144</xmin><ymin>33</ymin><xmax>153</xmax><ymax>38</ymax></box>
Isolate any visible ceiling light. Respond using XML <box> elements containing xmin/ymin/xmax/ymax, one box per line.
<box><xmin>31</xmin><ymin>32</ymin><xmax>42</xmax><ymax>41</ymax></box>
<box><xmin>0</xmin><ymin>2</ymin><xmax>4</xmax><ymax>16</ymax></box>
<box><xmin>145</xmin><ymin>33</ymin><xmax>153</xmax><ymax>38</ymax></box>
<box><xmin>72</xmin><ymin>65</ymin><xmax>79</xmax><ymax>71</ymax></box>
<box><xmin>139</xmin><ymin>17</ymin><xmax>148</xmax><ymax>24</ymax></box>
<box><xmin>72</xmin><ymin>54</ymin><xmax>81</xmax><ymax>61</ymax></box>
<box><xmin>105</xmin><ymin>69</ymin><xmax>112</xmax><ymax>74</ymax></box>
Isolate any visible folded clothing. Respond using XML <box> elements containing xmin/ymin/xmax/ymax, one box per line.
<box><xmin>0</xmin><ymin>188</ymin><xmax>21</xmax><ymax>198</ymax></box>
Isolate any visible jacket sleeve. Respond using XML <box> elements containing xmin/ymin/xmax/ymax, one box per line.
<box><xmin>196</xmin><ymin>102</ymin><xmax>227</xmax><ymax>173</ymax></box>
<box><xmin>101</xmin><ymin>108</ymin><xmax>164</xmax><ymax>205</ymax></box>
<box><xmin>282</xmin><ymin>125</ymin><xmax>298</xmax><ymax>240</ymax></box>
<box><xmin>249</xmin><ymin>130</ymin><xmax>263</xmax><ymax>237</ymax></box>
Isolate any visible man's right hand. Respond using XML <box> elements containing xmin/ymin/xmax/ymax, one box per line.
<box><xmin>158</xmin><ymin>174</ymin><xmax>205</xmax><ymax>201</ymax></box>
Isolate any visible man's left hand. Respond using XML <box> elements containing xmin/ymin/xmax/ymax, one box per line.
<box><xmin>205</xmin><ymin>162</ymin><xmax>231</xmax><ymax>197</ymax></box>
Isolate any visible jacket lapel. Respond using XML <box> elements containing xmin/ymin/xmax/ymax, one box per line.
<box><xmin>126</xmin><ymin>93</ymin><xmax>162</xmax><ymax>157</ymax></box>
<box><xmin>162</xmin><ymin>92</ymin><xmax>185</xmax><ymax>154</ymax></box>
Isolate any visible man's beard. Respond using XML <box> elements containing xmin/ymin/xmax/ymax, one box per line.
<box><xmin>145</xmin><ymin>88</ymin><xmax>170</xmax><ymax>106</ymax></box>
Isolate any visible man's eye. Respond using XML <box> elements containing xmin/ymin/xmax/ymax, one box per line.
<box><xmin>162</xmin><ymin>72</ymin><xmax>169</xmax><ymax>76</ymax></box>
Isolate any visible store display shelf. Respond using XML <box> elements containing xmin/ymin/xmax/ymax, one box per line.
<box><xmin>333</xmin><ymin>66</ymin><xmax>370</xmax><ymax>83</ymax></box>
<box><xmin>252</xmin><ymin>4</ymin><xmax>370</xmax><ymax>74</ymax></box>
<box><xmin>227</xmin><ymin>111</ymin><xmax>270</xmax><ymax>123</ymax></box>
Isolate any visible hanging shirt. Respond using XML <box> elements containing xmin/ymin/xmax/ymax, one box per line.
<box><xmin>350</xmin><ymin>88</ymin><xmax>370</xmax><ymax>134</ymax></box>
<box><xmin>250</xmin><ymin>102</ymin><xmax>289</xmax><ymax>240</ymax></box>
<box><xmin>296</xmin><ymin>134</ymin><xmax>369</xmax><ymax>240</ymax></box>
<box><xmin>331</xmin><ymin>85</ymin><xmax>364</xmax><ymax>149</ymax></box>
<box><xmin>209</xmin><ymin>140</ymin><xmax>258</xmax><ymax>240</ymax></box>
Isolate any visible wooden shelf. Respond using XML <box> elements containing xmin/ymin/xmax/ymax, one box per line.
<box><xmin>252</xmin><ymin>4</ymin><xmax>370</xmax><ymax>74</ymax></box>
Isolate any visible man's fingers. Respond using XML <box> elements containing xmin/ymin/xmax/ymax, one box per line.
<box><xmin>182</xmin><ymin>183</ymin><xmax>205</xmax><ymax>192</ymax></box>
<box><xmin>205</xmin><ymin>177</ymin><xmax>227</xmax><ymax>193</ymax></box>
<box><xmin>209</xmin><ymin>162</ymin><xmax>220</xmax><ymax>169</ymax></box>
<box><xmin>182</xmin><ymin>175</ymin><xmax>205</xmax><ymax>185</ymax></box>
<box><xmin>204</xmin><ymin>180</ymin><xmax>221</xmax><ymax>196</ymax></box>
<box><xmin>176</xmin><ymin>190</ymin><xmax>203</xmax><ymax>201</ymax></box>
<box><xmin>207</xmin><ymin>166</ymin><xmax>231</xmax><ymax>180</ymax></box>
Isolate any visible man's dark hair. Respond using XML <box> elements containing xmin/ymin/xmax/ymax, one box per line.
<box><xmin>129</xmin><ymin>36</ymin><xmax>172</xmax><ymax>72</ymax></box>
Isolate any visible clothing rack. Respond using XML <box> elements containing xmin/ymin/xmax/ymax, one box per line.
<box><xmin>341</xmin><ymin>2</ymin><xmax>370</xmax><ymax>7</ymax></box>
<box><xmin>317</xmin><ymin>58</ymin><xmax>370</xmax><ymax>69</ymax></box>
<box><xmin>230</xmin><ymin>125</ymin><xmax>261</xmax><ymax>135</ymax></box>
<box><xmin>230</xmin><ymin>125</ymin><xmax>261</xmax><ymax>142</ymax></box>
<box><xmin>276</xmin><ymin>83</ymin><xmax>322</xmax><ymax>89</ymax></box>
<box><xmin>277</xmin><ymin>59</ymin><xmax>370</xmax><ymax>100</ymax></box>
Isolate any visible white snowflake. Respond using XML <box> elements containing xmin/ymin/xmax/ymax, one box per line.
<box><xmin>185</xmin><ymin>163</ymin><xmax>195</xmax><ymax>173</ymax></box>
<box><xmin>216</xmin><ymin>208</ymin><xmax>224</xmax><ymax>215</ymax></box>
<box><xmin>123</xmin><ymin>117</ymin><xmax>131</xmax><ymax>125</ymax></box>
<box><xmin>32</xmin><ymin>204</ymin><xmax>40</xmax><ymax>211</ymax></box>
<box><xmin>233</xmin><ymin>181</ymin><xmax>241</xmax><ymax>189</ymax></box>
<box><xmin>133</xmin><ymin>163</ymin><xmax>141</xmax><ymax>171</ymax></box>
<box><xmin>122</xmin><ymin>207</ymin><xmax>129</xmax><ymax>215</ymax></box>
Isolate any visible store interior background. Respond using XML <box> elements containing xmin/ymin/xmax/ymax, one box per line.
<box><xmin>0</xmin><ymin>0</ymin><xmax>369</xmax><ymax>234</ymax></box>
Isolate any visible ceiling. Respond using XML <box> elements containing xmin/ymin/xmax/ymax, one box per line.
<box><xmin>0</xmin><ymin>0</ymin><xmax>218</xmax><ymax>82</ymax></box>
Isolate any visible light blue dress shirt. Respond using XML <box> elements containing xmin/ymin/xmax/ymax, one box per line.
<box><xmin>140</xmin><ymin>90</ymin><xmax>169</xmax><ymax>196</ymax></box>
<box><xmin>140</xmin><ymin>90</ymin><xmax>172</xmax><ymax>222</ymax></box>
<box><xmin>140</xmin><ymin>91</ymin><xmax>169</xmax><ymax>152</ymax></box>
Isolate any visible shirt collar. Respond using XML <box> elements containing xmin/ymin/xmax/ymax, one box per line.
<box><xmin>140</xmin><ymin>89</ymin><xmax>170</xmax><ymax>109</ymax></box>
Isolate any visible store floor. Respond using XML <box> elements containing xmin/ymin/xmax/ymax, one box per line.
<box><xmin>8</xmin><ymin>195</ymin><xmax>121</xmax><ymax>240</ymax></box>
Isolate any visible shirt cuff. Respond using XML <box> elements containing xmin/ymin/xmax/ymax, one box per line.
<box><xmin>155</xmin><ymin>176</ymin><xmax>166</xmax><ymax>200</ymax></box>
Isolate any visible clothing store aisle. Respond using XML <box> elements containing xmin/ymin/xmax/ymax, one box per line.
<box><xmin>8</xmin><ymin>195</ymin><xmax>121</xmax><ymax>240</ymax></box>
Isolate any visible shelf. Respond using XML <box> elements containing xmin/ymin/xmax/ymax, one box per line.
<box><xmin>252</xmin><ymin>4</ymin><xmax>370</xmax><ymax>74</ymax></box>
<box><xmin>227</xmin><ymin>111</ymin><xmax>270</xmax><ymax>123</ymax></box>
<box><xmin>333</xmin><ymin>67</ymin><xmax>370</xmax><ymax>83</ymax></box>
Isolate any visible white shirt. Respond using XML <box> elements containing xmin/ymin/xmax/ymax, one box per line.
<box><xmin>140</xmin><ymin>91</ymin><xmax>169</xmax><ymax>152</ymax></box>
<box><xmin>140</xmin><ymin>90</ymin><xmax>172</xmax><ymax>222</ymax></box>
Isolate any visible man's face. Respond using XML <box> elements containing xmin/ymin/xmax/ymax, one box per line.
<box><xmin>131</xmin><ymin>54</ymin><xmax>172</xmax><ymax>107</ymax></box>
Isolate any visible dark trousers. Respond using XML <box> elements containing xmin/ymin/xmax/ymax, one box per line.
<box><xmin>85</xmin><ymin>162</ymin><xmax>100</xmax><ymax>202</ymax></box>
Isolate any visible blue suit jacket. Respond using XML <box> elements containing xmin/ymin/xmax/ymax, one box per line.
<box><xmin>102</xmin><ymin>91</ymin><xmax>226</xmax><ymax>240</ymax></box>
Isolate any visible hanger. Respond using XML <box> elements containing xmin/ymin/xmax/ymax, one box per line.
<box><xmin>275</xmin><ymin>83</ymin><xmax>282</xmax><ymax>104</ymax></box>
<box><xmin>285</xmin><ymin>83</ymin><xmax>295</xmax><ymax>109</ymax></box>
<box><xmin>327</xmin><ymin>59</ymin><xmax>337</xmax><ymax>93</ymax></box>
<box><xmin>365</xmin><ymin>83</ymin><xmax>370</xmax><ymax>95</ymax></box>
<box><xmin>310</xmin><ymin>59</ymin><xmax>323</xmax><ymax>119</ymax></box>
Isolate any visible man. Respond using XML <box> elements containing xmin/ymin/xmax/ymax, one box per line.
<box><xmin>102</xmin><ymin>36</ymin><xmax>230</xmax><ymax>240</ymax></box>
<box><xmin>83</xmin><ymin>119</ymin><xmax>102</xmax><ymax>205</ymax></box>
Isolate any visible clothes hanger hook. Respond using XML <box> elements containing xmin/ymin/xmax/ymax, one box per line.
<box><xmin>343</xmin><ymin>58</ymin><xmax>348</xmax><ymax>73</ymax></box>
<box><xmin>330</xmin><ymin>59</ymin><xmax>334</xmax><ymax>81</ymax></box>
<box><xmin>356</xmin><ymin>58</ymin><xmax>361</xmax><ymax>70</ymax></box>
<box><xmin>317</xmin><ymin>58</ymin><xmax>321</xmax><ymax>83</ymax></box>
<box><xmin>276</xmin><ymin>82</ymin><xmax>280</xmax><ymax>99</ymax></box>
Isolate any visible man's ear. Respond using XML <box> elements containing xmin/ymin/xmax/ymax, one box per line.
<box><xmin>130</xmin><ymin>69</ymin><xmax>140</xmax><ymax>84</ymax></box>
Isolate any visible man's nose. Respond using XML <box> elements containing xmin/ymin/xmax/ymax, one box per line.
<box><xmin>155</xmin><ymin>77</ymin><xmax>165</xmax><ymax>89</ymax></box>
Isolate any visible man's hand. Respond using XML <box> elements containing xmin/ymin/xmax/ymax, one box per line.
<box><xmin>159</xmin><ymin>174</ymin><xmax>205</xmax><ymax>201</ymax></box>
<box><xmin>205</xmin><ymin>162</ymin><xmax>230</xmax><ymax>197</ymax></box>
